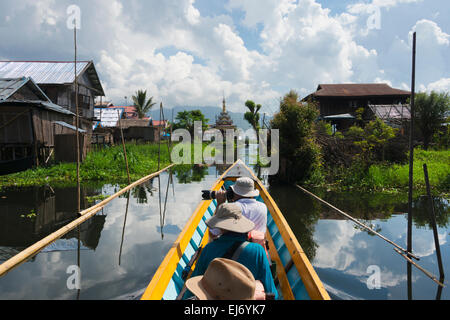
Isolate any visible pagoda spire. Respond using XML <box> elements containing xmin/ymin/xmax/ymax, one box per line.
<box><xmin>222</xmin><ymin>93</ymin><xmax>227</xmax><ymax>113</ymax></box>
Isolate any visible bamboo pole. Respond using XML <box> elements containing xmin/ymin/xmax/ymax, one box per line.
<box><xmin>296</xmin><ymin>185</ymin><xmax>446</xmax><ymax>288</ymax></box>
<box><xmin>118</xmin><ymin>191</ymin><xmax>131</xmax><ymax>266</ymax></box>
<box><xmin>74</xmin><ymin>24</ymin><xmax>81</xmax><ymax>215</ymax></box>
<box><xmin>423</xmin><ymin>164</ymin><xmax>445</xmax><ymax>279</ymax></box>
<box><xmin>158</xmin><ymin>103</ymin><xmax>163</xmax><ymax>171</ymax></box>
<box><xmin>394</xmin><ymin>248</ymin><xmax>444</xmax><ymax>287</ymax></box>
<box><xmin>296</xmin><ymin>185</ymin><xmax>420</xmax><ymax>261</ymax></box>
<box><xmin>0</xmin><ymin>164</ymin><xmax>175</xmax><ymax>277</ymax></box>
<box><xmin>117</xmin><ymin>110</ymin><xmax>131</xmax><ymax>185</ymax></box>
<box><xmin>407</xmin><ymin>32</ymin><xmax>417</xmax><ymax>256</ymax></box>
<box><xmin>407</xmin><ymin>32</ymin><xmax>417</xmax><ymax>300</ymax></box>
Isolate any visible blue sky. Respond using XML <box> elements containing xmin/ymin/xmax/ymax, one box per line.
<box><xmin>0</xmin><ymin>0</ymin><xmax>448</xmax><ymax>113</ymax></box>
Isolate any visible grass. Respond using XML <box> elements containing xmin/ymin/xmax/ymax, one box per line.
<box><xmin>0</xmin><ymin>142</ymin><xmax>172</xmax><ymax>188</ymax></box>
<box><xmin>320</xmin><ymin>149</ymin><xmax>450</xmax><ymax>195</ymax></box>
<box><xmin>0</xmin><ymin>142</ymin><xmax>218</xmax><ymax>188</ymax></box>
<box><xmin>366</xmin><ymin>149</ymin><xmax>450</xmax><ymax>193</ymax></box>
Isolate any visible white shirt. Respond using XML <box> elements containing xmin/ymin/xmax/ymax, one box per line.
<box><xmin>235</xmin><ymin>198</ymin><xmax>268</xmax><ymax>234</ymax></box>
<box><xmin>210</xmin><ymin>198</ymin><xmax>268</xmax><ymax>236</ymax></box>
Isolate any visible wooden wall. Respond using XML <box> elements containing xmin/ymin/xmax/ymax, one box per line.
<box><xmin>31</xmin><ymin>109</ymin><xmax>75</xmax><ymax>147</ymax></box>
<box><xmin>0</xmin><ymin>107</ymin><xmax>34</xmax><ymax>144</ymax></box>
<box><xmin>1</xmin><ymin>105</ymin><xmax>74</xmax><ymax>148</ymax></box>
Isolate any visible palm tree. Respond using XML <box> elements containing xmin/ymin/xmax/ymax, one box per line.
<box><xmin>244</xmin><ymin>100</ymin><xmax>262</xmax><ymax>144</ymax></box>
<box><xmin>132</xmin><ymin>90</ymin><xmax>156</xmax><ymax>119</ymax></box>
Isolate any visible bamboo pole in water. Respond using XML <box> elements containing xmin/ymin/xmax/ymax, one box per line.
<box><xmin>297</xmin><ymin>185</ymin><xmax>446</xmax><ymax>287</ymax></box>
<box><xmin>407</xmin><ymin>31</ymin><xmax>417</xmax><ymax>300</ymax></box>
<box><xmin>0</xmin><ymin>164</ymin><xmax>174</xmax><ymax>277</ymax></box>
<box><xmin>296</xmin><ymin>185</ymin><xmax>420</xmax><ymax>261</ymax></box>
<box><xmin>394</xmin><ymin>248</ymin><xmax>444</xmax><ymax>287</ymax></box>
<box><xmin>74</xmin><ymin>24</ymin><xmax>81</xmax><ymax>215</ymax></box>
<box><xmin>117</xmin><ymin>110</ymin><xmax>131</xmax><ymax>185</ymax></box>
<box><xmin>407</xmin><ymin>32</ymin><xmax>417</xmax><ymax>256</ymax></box>
<box><xmin>423</xmin><ymin>164</ymin><xmax>445</xmax><ymax>280</ymax></box>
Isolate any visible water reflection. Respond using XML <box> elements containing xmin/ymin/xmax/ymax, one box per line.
<box><xmin>268</xmin><ymin>184</ymin><xmax>321</xmax><ymax>261</ymax></box>
<box><xmin>0</xmin><ymin>165</ymin><xmax>220</xmax><ymax>299</ymax></box>
<box><xmin>173</xmin><ymin>165</ymin><xmax>208</xmax><ymax>184</ymax></box>
<box><xmin>0</xmin><ymin>186</ymin><xmax>106</xmax><ymax>262</ymax></box>
<box><xmin>269</xmin><ymin>183</ymin><xmax>450</xmax><ymax>300</ymax></box>
<box><xmin>0</xmin><ymin>158</ymin><xmax>448</xmax><ymax>300</ymax></box>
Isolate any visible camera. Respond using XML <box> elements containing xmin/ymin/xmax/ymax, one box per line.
<box><xmin>202</xmin><ymin>187</ymin><xmax>234</xmax><ymax>202</ymax></box>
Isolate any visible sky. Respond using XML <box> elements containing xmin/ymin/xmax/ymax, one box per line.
<box><xmin>0</xmin><ymin>0</ymin><xmax>448</xmax><ymax>114</ymax></box>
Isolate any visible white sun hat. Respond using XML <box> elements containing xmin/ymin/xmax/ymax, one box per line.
<box><xmin>230</xmin><ymin>177</ymin><xmax>259</xmax><ymax>198</ymax></box>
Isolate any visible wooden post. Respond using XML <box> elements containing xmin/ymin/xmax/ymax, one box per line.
<box><xmin>407</xmin><ymin>31</ymin><xmax>417</xmax><ymax>301</ymax></box>
<box><xmin>407</xmin><ymin>32</ymin><xmax>416</xmax><ymax>256</ymax></box>
<box><xmin>160</xmin><ymin>102</ymin><xmax>171</xmax><ymax>163</ymax></box>
<box><xmin>423</xmin><ymin>164</ymin><xmax>445</xmax><ymax>279</ymax></box>
<box><xmin>118</xmin><ymin>191</ymin><xmax>131</xmax><ymax>266</ymax></box>
<box><xmin>158</xmin><ymin>103</ymin><xmax>163</xmax><ymax>171</ymax></box>
<box><xmin>74</xmin><ymin>24</ymin><xmax>81</xmax><ymax>215</ymax></box>
<box><xmin>117</xmin><ymin>110</ymin><xmax>131</xmax><ymax>185</ymax></box>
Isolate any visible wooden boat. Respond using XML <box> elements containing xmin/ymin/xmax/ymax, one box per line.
<box><xmin>141</xmin><ymin>160</ymin><xmax>330</xmax><ymax>300</ymax></box>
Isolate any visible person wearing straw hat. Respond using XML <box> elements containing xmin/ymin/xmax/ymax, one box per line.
<box><xmin>185</xmin><ymin>258</ymin><xmax>264</xmax><ymax>300</ymax></box>
<box><xmin>184</xmin><ymin>203</ymin><xmax>277</xmax><ymax>300</ymax></box>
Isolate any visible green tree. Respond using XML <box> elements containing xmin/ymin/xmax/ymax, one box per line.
<box><xmin>173</xmin><ymin>110</ymin><xmax>209</xmax><ymax>136</ymax></box>
<box><xmin>132</xmin><ymin>90</ymin><xmax>156</xmax><ymax>119</ymax></box>
<box><xmin>244</xmin><ymin>100</ymin><xmax>262</xmax><ymax>144</ymax></box>
<box><xmin>346</xmin><ymin>118</ymin><xmax>397</xmax><ymax>163</ymax></box>
<box><xmin>414</xmin><ymin>91</ymin><xmax>450</xmax><ymax>150</ymax></box>
<box><xmin>270</xmin><ymin>90</ymin><xmax>321</xmax><ymax>184</ymax></box>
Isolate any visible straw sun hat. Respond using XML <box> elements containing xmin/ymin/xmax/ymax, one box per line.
<box><xmin>185</xmin><ymin>258</ymin><xmax>256</xmax><ymax>300</ymax></box>
<box><xmin>206</xmin><ymin>202</ymin><xmax>255</xmax><ymax>234</ymax></box>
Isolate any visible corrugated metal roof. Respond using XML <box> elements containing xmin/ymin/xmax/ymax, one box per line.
<box><xmin>0</xmin><ymin>61</ymin><xmax>89</xmax><ymax>84</ymax></box>
<box><xmin>0</xmin><ymin>61</ymin><xmax>105</xmax><ymax>96</ymax></box>
<box><xmin>323</xmin><ymin>113</ymin><xmax>355</xmax><ymax>120</ymax></box>
<box><xmin>369</xmin><ymin>104</ymin><xmax>411</xmax><ymax>120</ymax></box>
<box><xmin>313</xmin><ymin>84</ymin><xmax>411</xmax><ymax>97</ymax></box>
<box><xmin>120</xmin><ymin>119</ymin><xmax>151</xmax><ymax>129</ymax></box>
<box><xmin>0</xmin><ymin>77</ymin><xmax>50</xmax><ymax>101</ymax></box>
<box><xmin>54</xmin><ymin>121</ymin><xmax>86</xmax><ymax>133</ymax></box>
<box><xmin>0</xmin><ymin>78</ymin><xmax>27</xmax><ymax>100</ymax></box>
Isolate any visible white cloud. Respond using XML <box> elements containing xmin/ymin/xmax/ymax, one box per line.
<box><xmin>0</xmin><ymin>0</ymin><xmax>448</xmax><ymax>113</ymax></box>
<box><xmin>426</xmin><ymin>78</ymin><xmax>450</xmax><ymax>93</ymax></box>
<box><xmin>313</xmin><ymin>221</ymin><xmax>360</xmax><ymax>270</ymax></box>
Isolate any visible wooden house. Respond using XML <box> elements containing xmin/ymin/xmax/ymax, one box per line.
<box><xmin>304</xmin><ymin>83</ymin><xmax>411</xmax><ymax>130</ymax></box>
<box><xmin>0</xmin><ymin>77</ymin><xmax>78</xmax><ymax>174</ymax></box>
<box><xmin>0</xmin><ymin>61</ymin><xmax>105</xmax><ymax>134</ymax></box>
<box><xmin>115</xmin><ymin>119</ymin><xmax>160</xmax><ymax>143</ymax></box>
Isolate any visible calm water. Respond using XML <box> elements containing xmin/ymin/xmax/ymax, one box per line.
<box><xmin>270</xmin><ymin>186</ymin><xmax>450</xmax><ymax>300</ymax></box>
<box><xmin>0</xmin><ymin>162</ymin><xmax>449</xmax><ymax>300</ymax></box>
